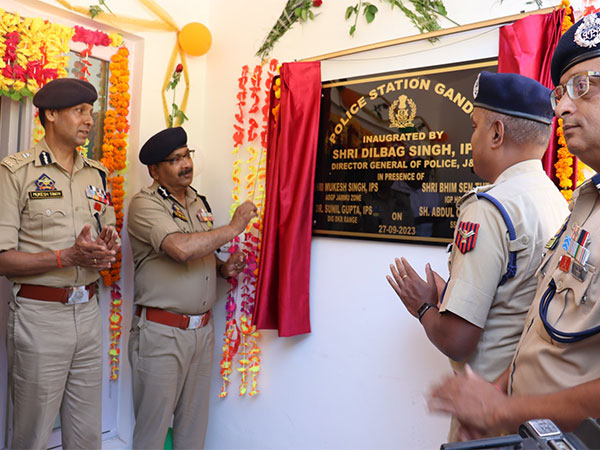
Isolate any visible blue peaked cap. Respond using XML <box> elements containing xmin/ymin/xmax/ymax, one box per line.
<box><xmin>472</xmin><ymin>71</ymin><xmax>553</xmax><ymax>125</ymax></box>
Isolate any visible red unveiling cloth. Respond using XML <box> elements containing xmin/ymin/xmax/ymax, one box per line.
<box><xmin>498</xmin><ymin>8</ymin><xmax>576</xmax><ymax>184</ymax></box>
<box><xmin>254</xmin><ymin>61</ymin><xmax>321</xmax><ymax>337</ymax></box>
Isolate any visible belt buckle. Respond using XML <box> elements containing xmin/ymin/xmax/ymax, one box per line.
<box><xmin>67</xmin><ymin>286</ymin><xmax>88</xmax><ymax>305</ymax></box>
<box><xmin>187</xmin><ymin>314</ymin><xmax>203</xmax><ymax>329</ymax></box>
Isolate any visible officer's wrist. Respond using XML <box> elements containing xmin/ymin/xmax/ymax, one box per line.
<box><xmin>59</xmin><ymin>247</ymin><xmax>74</xmax><ymax>268</ymax></box>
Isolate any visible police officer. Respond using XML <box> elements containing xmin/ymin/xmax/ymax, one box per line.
<box><xmin>127</xmin><ymin>127</ymin><xmax>257</xmax><ymax>449</ymax></box>
<box><xmin>428</xmin><ymin>12</ymin><xmax>600</xmax><ymax>440</ymax></box>
<box><xmin>0</xmin><ymin>78</ymin><xmax>118</xmax><ymax>449</ymax></box>
<box><xmin>388</xmin><ymin>72</ymin><xmax>569</xmax><ymax>441</ymax></box>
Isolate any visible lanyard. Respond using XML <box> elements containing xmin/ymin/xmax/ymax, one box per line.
<box><xmin>539</xmin><ymin>279</ymin><xmax>600</xmax><ymax>343</ymax></box>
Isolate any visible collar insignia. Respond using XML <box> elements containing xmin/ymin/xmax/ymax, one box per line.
<box><xmin>158</xmin><ymin>185</ymin><xmax>170</xmax><ymax>199</ymax></box>
<box><xmin>39</xmin><ymin>151</ymin><xmax>52</xmax><ymax>166</ymax></box>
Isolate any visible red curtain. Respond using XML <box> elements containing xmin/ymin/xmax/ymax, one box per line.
<box><xmin>254</xmin><ymin>61</ymin><xmax>321</xmax><ymax>337</ymax></box>
<box><xmin>498</xmin><ymin>9</ymin><xmax>576</xmax><ymax>184</ymax></box>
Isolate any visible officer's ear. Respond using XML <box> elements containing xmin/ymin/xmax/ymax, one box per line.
<box><xmin>490</xmin><ymin>119</ymin><xmax>505</xmax><ymax>149</ymax></box>
<box><xmin>148</xmin><ymin>164</ymin><xmax>159</xmax><ymax>180</ymax></box>
<box><xmin>44</xmin><ymin>109</ymin><xmax>59</xmax><ymax>125</ymax></box>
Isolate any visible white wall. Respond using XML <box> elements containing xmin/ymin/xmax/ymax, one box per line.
<box><xmin>4</xmin><ymin>0</ymin><xmax>571</xmax><ymax>448</ymax></box>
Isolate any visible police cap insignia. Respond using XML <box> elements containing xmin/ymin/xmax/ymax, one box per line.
<box><xmin>551</xmin><ymin>12</ymin><xmax>600</xmax><ymax>86</ymax></box>
<box><xmin>139</xmin><ymin>127</ymin><xmax>188</xmax><ymax>165</ymax></box>
<box><xmin>33</xmin><ymin>78</ymin><xmax>97</xmax><ymax>109</ymax></box>
<box><xmin>473</xmin><ymin>73</ymin><xmax>481</xmax><ymax>100</ymax></box>
<box><xmin>472</xmin><ymin>71</ymin><xmax>553</xmax><ymax>125</ymax></box>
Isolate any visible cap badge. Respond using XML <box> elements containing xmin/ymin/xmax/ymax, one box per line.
<box><xmin>574</xmin><ymin>14</ymin><xmax>600</xmax><ymax>48</ymax></box>
<box><xmin>473</xmin><ymin>73</ymin><xmax>481</xmax><ymax>99</ymax></box>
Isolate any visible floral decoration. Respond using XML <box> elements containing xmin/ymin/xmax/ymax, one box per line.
<box><xmin>554</xmin><ymin>0</ymin><xmax>585</xmax><ymax>202</ymax></box>
<box><xmin>100</xmin><ymin>45</ymin><xmax>130</xmax><ymax>380</ymax></box>
<box><xmin>555</xmin><ymin>118</ymin><xmax>573</xmax><ymax>201</ymax></box>
<box><xmin>0</xmin><ymin>9</ymin><xmax>73</xmax><ymax>101</ymax></box>
<box><xmin>220</xmin><ymin>58</ymin><xmax>279</xmax><ymax>398</ymax></box>
<box><xmin>166</xmin><ymin>62</ymin><xmax>188</xmax><ymax>127</ymax></box>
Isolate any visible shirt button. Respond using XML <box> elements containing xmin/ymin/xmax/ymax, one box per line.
<box><xmin>203</xmin><ymin>301</ymin><xmax>207</xmax><ymax>306</ymax></box>
<box><xmin>557</xmin><ymin>280</ymin><xmax>563</xmax><ymax>290</ymax></box>
<box><xmin>45</xmin><ymin>209</ymin><xmax>51</xmax><ymax>216</ymax></box>
<box><xmin>206</xmin><ymin>276</ymin><xmax>208</xmax><ymax>280</ymax></box>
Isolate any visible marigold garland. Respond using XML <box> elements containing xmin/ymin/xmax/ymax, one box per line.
<box><xmin>100</xmin><ymin>45</ymin><xmax>130</xmax><ymax>381</ymax></box>
<box><xmin>554</xmin><ymin>0</ymin><xmax>577</xmax><ymax>202</ymax></box>
<box><xmin>219</xmin><ymin>59</ymin><xmax>279</xmax><ymax>398</ymax></box>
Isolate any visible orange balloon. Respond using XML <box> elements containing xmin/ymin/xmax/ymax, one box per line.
<box><xmin>178</xmin><ymin>22</ymin><xmax>212</xmax><ymax>56</ymax></box>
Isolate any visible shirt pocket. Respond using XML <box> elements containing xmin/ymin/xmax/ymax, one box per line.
<box><xmin>534</xmin><ymin>255</ymin><xmax>597</xmax><ymax>345</ymax></box>
<box><xmin>26</xmin><ymin>199</ymin><xmax>67</xmax><ymax>243</ymax></box>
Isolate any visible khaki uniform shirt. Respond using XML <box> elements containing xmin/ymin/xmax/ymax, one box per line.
<box><xmin>127</xmin><ymin>182</ymin><xmax>216</xmax><ymax>315</ymax></box>
<box><xmin>510</xmin><ymin>174</ymin><xmax>600</xmax><ymax>396</ymax></box>
<box><xmin>441</xmin><ymin>160</ymin><xmax>569</xmax><ymax>381</ymax></box>
<box><xmin>0</xmin><ymin>138</ymin><xmax>115</xmax><ymax>288</ymax></box>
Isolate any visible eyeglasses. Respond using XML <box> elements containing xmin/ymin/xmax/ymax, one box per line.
<box><xmin>550</xmin><ymin>71</ymin><xmax>600</xmax><ymax>110</ymax></box>
<box><xmin>162</xmin><ymin>149</ymin><xmax>195</xmax><ymax>165</ymax></box>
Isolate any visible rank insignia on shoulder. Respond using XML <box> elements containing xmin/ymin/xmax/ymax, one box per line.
<box><xmin>455</xmin><ymin>221</ymin><xmax>480</xmax><ymax>254</ymax></box>
<box><xmin>172</xmin><ymin>203</ymin><xmax>188</xmax><ymax>222</ymax></box>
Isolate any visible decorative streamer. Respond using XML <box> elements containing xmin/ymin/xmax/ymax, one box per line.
<box><xmin>219</xmin><ymin>59</ymin><xmax>278</xmax><ymax>398</ymax></box>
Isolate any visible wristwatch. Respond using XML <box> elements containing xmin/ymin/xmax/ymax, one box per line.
<box><xmin>417</xmin><ymin>302</ymin><xmax>438</xmax><ymax>322</ymax></box>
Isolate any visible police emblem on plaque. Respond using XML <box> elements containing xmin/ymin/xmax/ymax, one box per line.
<box><xmin>389</xmin><ymin>94</ymin><xmax>417</xmax><ymax>128</ymax></box>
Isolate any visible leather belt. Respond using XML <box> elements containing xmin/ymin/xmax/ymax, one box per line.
<box><xmin>136</xmin><ymin>306</ymin><xmax>211</xmax><ymax>330</ymax></box>
<box><xmin>17</xmin><ymin>283</ymin><xmax>95</xmax><ymax>304</ymax></box>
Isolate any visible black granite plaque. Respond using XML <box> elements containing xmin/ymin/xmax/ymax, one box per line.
<box><xmin>313</xmin><ymin>59</ymin><xmax>497</xmax><ymax>244</ymax></box>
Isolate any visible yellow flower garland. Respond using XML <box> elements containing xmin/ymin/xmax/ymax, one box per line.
<box><xmin>554</xmin><ymin>0</ymin><xmax>575</xmax><ymax>202</ymax></box>
<box><xmin>101</xmin><ymin>45</ymin><xmax>130</xmax><ymax>381</ymax></box>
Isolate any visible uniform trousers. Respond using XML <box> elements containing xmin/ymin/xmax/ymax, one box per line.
<box><xmin>7</xmin><ymin>295</ymin><xmax>102</xmax><ymax>450</ymax></box>
<box><xmin>129</xmin><ymin>313</ymin><xmax>214</xmax><ymax>450</ymax></box>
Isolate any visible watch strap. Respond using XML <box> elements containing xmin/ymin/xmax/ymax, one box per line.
<box><xmin>417</xmin><ymin>302</ymin><xmax>438</xmax><ymax>322</ymax></box>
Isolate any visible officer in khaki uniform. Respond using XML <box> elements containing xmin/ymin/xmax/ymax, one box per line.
<box><xmin>387</xmin><ymin>72</ymin><xmax>569</xmax><ymax>441</ymax></box>
<box><xmin>428</xmin><ymin>12</ymin><xmax>600</xmax><ymax>440</ymax></box>
<box><xmin>127</xmin><ymin>127</ymin><xmax>257</xmax><ymax>449</ymax></box>
<box><xmin>0</xmin><ymin>78</ymin><xmax>118</xmax><ymax>450</ymax></box>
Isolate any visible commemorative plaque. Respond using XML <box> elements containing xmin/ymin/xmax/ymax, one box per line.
<box><xmin>312</xmin><ymin>59</ymin><xmax>496</xmax><ymax>244</ymax></box>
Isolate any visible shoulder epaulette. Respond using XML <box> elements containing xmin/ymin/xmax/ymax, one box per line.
<box><xmin>199</xmin><ymin>194</ymin><xmax>213</xmax><ymax>214</ymax></box>
<box><xmin>0</xmin><ymin>151</ymin><xmax>35</xmax><ymax>173</ymax></box>
<box><xmin>83</xmin><ymin>156</ymin><xmax>109</xmax><ymax>174</ymax></box>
